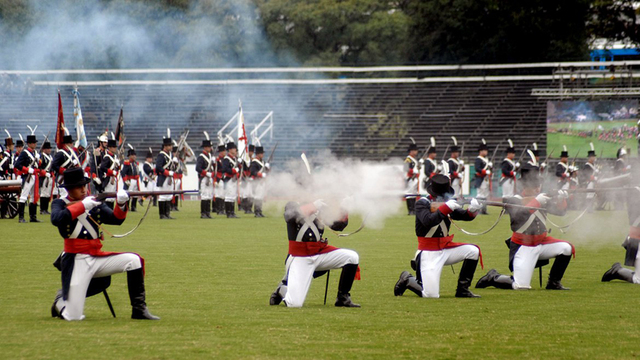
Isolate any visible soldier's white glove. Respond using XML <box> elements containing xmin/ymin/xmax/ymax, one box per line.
<box><xmin>45</xmin><ymin>172</ymin><xmax>51</xmax><ymax>178</ymax></box>
<box><xmin>36</xmin><ymin>153</ymin><xmax>41</xmax><ymax>160</ymax></box>
<box><xmin>28</xmin><ymin>167</ymin><xmax>34</xmax><ymax>174</ymax></box>
<box><xmin>468</xmin><ymin>198</ymin><xmax>482</xmax><ymax>213</ymax></box>
<box><xmin>535</xmin><ymin>193</ymin><xmax>552</xmax><ymax>206</ymax></box>
<box><xmin>515</xmin><ymin>161</ymin><xmax>521</xmax><ymax>169</ymax></box>
<box><xmin>72</xmin><ymin>159</ymin><xmax>78</xmax><ymax>166</ymax></box>
<box><xmin>486</xmin><ymin>170</ymin><xmax>491</xmax><ymax>175</ymax></box>
<box><xmin>445</xmin><ymin>200</ymin><xmax>461</xmax><ymax>212</ymax></box>
<box><xmin>206</xmin><ymin>172</ymin><xmax>212</xmax><ymax>178</ymax></box>
<box><xmin>541</xmin><ymin>162</ymin><xmax>547</xmax><ymax>169</ymax></box>
<box><xmin>265</xmin><ymin>163</ymin><xmax>271</xmax><ymax>170</ymax></box>
<box><xmin>93</xmin><ymin>177</ymin><xmax>102</xmax><ymax>185</ymax></box>
<box><xmin>557</xmin><ymin>190</ymin><xmax>569</xmax><ymax>199</ymax></box>
<box><xmin>168</xmin><ymin>171</ymin><xmax>174</xmax><ymax>177</ymax></box>
<box><xmin>261</xmin><ymin>172</ymin><xmax>267</xmax><ymax>178</ymax></box>
<box><xmin>125</xmin><ymin>180</ymin><xmax>131</xmax><ymax>187</ymax></box>
<box><xmin>487</xmin><ymin>161</ymin><xmax>493</xmax><ymax>168</ymax></box>
<box><xmin>313</xmin><ymin>199</ymin><xmax>327</xmax><ymax>211</ymax></box>
<box><xmin>459</xmin><ymin>160</ymin><xmax>465</xmax><ymax>166</ymax></box>
<box><xmin>436</xmin><ymin>164</ymin><xmax>443</xmax><ymax>172</ymax></box>
<box><xmin>116</xmin><ymin>189</ymin><xmax>129</xmax><ymax>205</ymax></box>
<box><xmin>82</xmin><ymin>196</ymin><xmax>101</xmax><ymax>211</ymax></box>
<box><xmin>419</xmin><ymin>159</ymin><xmax>425</xmax><ymax>165</ymax></box>
<box><xmin>172</xmin><ymin>157</ymin><xmax>179</xmax><ymax>164</ymax></box>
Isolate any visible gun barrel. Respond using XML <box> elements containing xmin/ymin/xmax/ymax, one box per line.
<box><xmin>94</xmin><ymin>190</ymin><xmax>198</xmax><ymax>201</ymax></box>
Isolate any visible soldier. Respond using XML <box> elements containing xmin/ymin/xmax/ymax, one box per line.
<box><xmin>156</xmin><ymin>134</ymin><xmax>177</xmax><ymax>220</ymax></box>
<box><xmin>14</xmin><ymin>136</ymin><xmax>24</xmax><ymax>163</ymax></box>
<box><xmin>89</xmin><ymin>132</ymin><xmax>109</xmax><ymax>193</ymax></box>
<box><xmin>195</xmin><ymin>132</ymin><xmax>215</xmax><ymax>219</ymax></box>
<box><xmin>579</xmin><ymin>144</ymin><xmax>598</xmax><ymax>210</ymax></box>
<box><xmin>170</xmin><ymin>141</ymin><xmax>183</xmax><ymax>212</ymax></box>
<box><xmin>15</xmin><ymin>133</ymin><xmax>41</xmax><ymax>223</ymax></box>
<box><xmin>394</xmin><ymin>173</ymin><xmax>484</xmax><ymax>298</ymax></box>
<box><xmin>214</xmin><ymin>143</ymin><xmax>226</xmax><ymax>215</ymax></box>
<box><xmin>51</xmin><ymin>133</ymin><xmax>80</xmax><ymax>199</ymax></box>
<box><xmin>121</xmin><ymin>145</ymin><xmax>141</xmax><ymax>212</ymax></box>
<box><xmin>422</xmin><ymin>146</ymin><xmax>439</xmax><ymax>190</ymax></box>
<box><xmin>239</xmin><ymin>144</ymin><xmax>254</xmax><ymax>214</ymax></box>
<box><xmin>98</xmin><ymin>137</ymin><xmax>120</xmax><ymax>209</ymax></box>
<box><xmin>269</xmin><ymin>199</ymin><xmax>360</xmax><ymax>308</ymax></box>
<box><xmin>250</xmin><ymin>145</ymin><xmax>269</xmax><ymax>217</ymax></box>
<box><xmin>2</xmin><ymin>130</ymin><xmax>15</xmax><ymax>180</ymax></box>
<box><xmin>555</xmin><ymin>146</ymin><xmax>574</xmax><ymax>190</ymax></box>
<box><xmin>475</xmin><ymin>163</ymin><xmax>573</xmax><ymax>290</ymax></box>
<box><xmin>500</xmin><ymin>140</ymin><xmax>518</xmax><ymax>197</ymax></box>
<box><xmin>404</xmin><ymin>143</ymin><xmax>419</xmax><ymax>215</ymax></box>
<box><xmin>49</xmin><ymin>167</ymin><xmax>159</xmax><ymax>321</ymax></box>
<box><xmin>447</xmin><ymin>137</ymin><xmax>464</xmax><ymax>199</ymax></box>
<box><xmin>39</xmin><ymin>141</ymin><xmax>54</xmax><ymax>215</ymax></box>
<box><xmin>222</xmin><ymin>142</ymin><xmax>240</xmax><ymax>218</ymax></box>
<box><xmin>141</xmin><ymin>148</ymin><xmax>156</xmax><ymax>206</ymax></box>
<box><xmin>473</xmin><ymin>139</ymin><xmax>491</xmax><ymax>214</ymax></box>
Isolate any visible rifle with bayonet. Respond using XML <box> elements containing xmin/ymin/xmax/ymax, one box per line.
<box><xmin>93</xmin><ymin>189</ymin><xmax>197</xmax><ymax>202</ymax></box>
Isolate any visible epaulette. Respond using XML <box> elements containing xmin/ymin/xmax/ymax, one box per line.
<box><xmin>404</xmin><ymin>157</ymin><xmax>412</xmax><ymax>163</ymax></box>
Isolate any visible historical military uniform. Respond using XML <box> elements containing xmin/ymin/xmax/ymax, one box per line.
<box><xmin>98</xmin><ymin>139</ymin><xmax>120</xmax><ymax>208</ymax></box>
<box><xmin>155</xmin><ymin>137</ymin><xmax>176</xmax><ymax>219</ymax></box>
<box><xmin>51</xmin><ymin>136</ymin><xmax>81</xmax><ymax>199</ymax></box>
<box><xmin>473</xmin><ymin>142</ymin><xmax>491</xmax><ymax>214</ymax></box>
<box><xmin>141</xmin><ymin>149</ymin><xmax>156</xmax><ymax>207</ymax></box>
<box><xmin>476</xmin><ymin>164</ymin><xmax>573</xmax><ymax>290</ymax></box>
<box><xmin>269</xmin><ymin>200</ymin><xmax>360</xmax><ymax>308</ymax></box>
<box><xmin>447</xmin><ymin>146</ymin><xmax>464</xmax><ymax>199</ymax></box>
<box><xmin>500</xmin><ymin>145</ymin><xmax>517</xmax><ymax>197</ymax></box>
<box><xmin>394</xmin><ymin>174</ymin><xmax>483</xmax><ymax>299</ymax></box>
<box><xmin>195</xmin><ymin>136</ymin><xmax>215</xmax><ymax>219</ymax></box>
<box><xmin>15</xmin><ymin>135</ymin><xmax>41</xmax><ymax>223</ymax></box>
<box><xmin>214</xmin><ymin>145</ymin><xmax>226</xmax><ymax>215</ymax></box>
<box><xmin>222</xmin><ymin>142</ymin><xmax>239</xmax><ymax>218</ymax></box>
<box><xmin>250</xmin><ymin>146</ymin><xmax>268</xmax><ymax>217</ymax></box>
<box><xmin>239</xmin><ymin>144</ymin><xmax>254</xmax><ymax>214</ymax></box>
<box><xmin>121</xmin><ymin>147</ymin><xmax>141</xmax><ymax>212</ymax></box>
<box><xmin>49</xmin><ymin>167</ymin><xmax>159</xmax><ymax>321</ymax></box>
<box><xmin>39</xmin><ymin>141</ymin><xmax>54</xmax><ymax>214</ymax></box>
<box><xmin>555</xmin><ymin>148</ymin><xmax>572</xmax><ymax>191</ymax></box>
<box><xmin>404</xmin><ymin>143</ymin><xmax>420</xmax><ymax>215</ymax></box>
<box><xmin>422</xmin><ymin>151</ymin><xmax>439</xmax><ymax>191</ymax></box>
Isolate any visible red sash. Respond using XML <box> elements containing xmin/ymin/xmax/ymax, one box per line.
<box><xmin>288</xmin><ymin>240</ymin><xmax>338</xmax><ymax>257</ymax></box>
<box><xmin>511</xmin><ymin>232</ymin><xmax>575</xmax><ymax>257</ymax></box>
<box><xmin>64</xmin><ymin>238</ymin><xmax>145</xmax><ymax>274</ymax></box>
<box><xmin>417</xmin><ymin>235</ymin><xmax>483</xmax><ymax>269</ymax></box>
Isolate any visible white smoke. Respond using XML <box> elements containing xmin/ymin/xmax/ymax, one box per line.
<box><xmin>266</xmin><ymin>150</ymin><xmax>405</xmax><ymax>229</ymax></box>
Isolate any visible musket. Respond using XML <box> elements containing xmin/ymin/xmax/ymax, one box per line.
<box><xmin>93</xmin><ymin>189</ymin><xmax>197</xmax><ymax>202</ymax></box>
<box><xmin>441</xmin><ymin>145</ymin><xmax>450</xmax><ymax>161</ymax></box>
<box><xmin>488</xmin><ymin>142</ymin><xmax>501</xmax><ymax>188</ymax></box>
<box><xmin>460</xmin><ymin>142</ymin><xmax>465</xmax><ymax>159</ymax></box>
<box><xmin>402</xmin><ymin>195</ymin><xmax>547</xmax><ymax>212</ymax></box>
<box><xmin>568</xmin><ymin>186</ymin><xmax>637</xmax><ymax>194</ymax></box>
<box><xmin>266</xmin><ymin>142</ymin><xmax>279</xmax><ymax>164</ymax></box>
<box><xmin>517</xmin><ymin>145</ymin><xmax>529</xmax><ymax>164</ymax></box>
<box><xmin>39</xmin><ymin>130</ymin><xmax>52</xmax><ymax>153</ymax></box>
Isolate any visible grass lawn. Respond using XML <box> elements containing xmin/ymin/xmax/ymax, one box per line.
<box><xmin>2</xmin><ymin>200</ymin><xmax>640</xmax><ymax>359</ymax></box>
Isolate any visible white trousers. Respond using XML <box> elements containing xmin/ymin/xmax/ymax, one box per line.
<box><xmin>512</xmin><ymin>242</ymin><xmax>572</xmax><ymax>289</ymax></box>
<box><xmin>451</xmin><ymin>178</ymin><xmax>462</xmax><ymax>198</ymax></box>
<box><xmin>501</xmin><ymin>178</ymin><xmax>515</xmax><ymax>197</ymax></box>
<box><xmin>19</xmin><ymin>175</ymin><xmax>36</xmax><ymax>203</ymax></box>
<box><xmin>418</xmin><ymin>245</ymin><xmax>479</xmax><ymax>298</ymax></box>
<box><xmin>240</xmin><ymin>178</ymin><xmax>253</xmax><ymax>199</ymax></box>
<box><xmin>477</xmin><ymin>178</ymin><xmax>490</xmax><ymax>199</ymax></box>
<box><xmin>224</xmin><ymin>179</ymin><xmax>237</xmax><ymax>203</ymax></box>
<box><xmin>406</xmin><ymin>178</ymin><xmax>418</xmax><ymax>198</ymax></box>
<box><xmin>40</xmin><ymin>177</ymin><xmax>53</xmax><ymax>198</ymax></box>
<box><xmin>125</xmin><ymin>179</ymin><xmax>139</xmax><ymax>193</ymax></box>
<box><xmin>199</xmin><ymin>177</ymin><xmax>214</xmax><ymax>200</ymax></box>
<box><xmin>157</xmin><ymin>179</ymin><xmax>173</xmax><ymax>201</ymax></box>
<box><xmin>214</xmin><ymin>180</ymin><xmax>225</xmax><ymax>199</ymax></box>
<box><xmin>283</xmin><ymin>249</ymin><xmax>359</xmax><ymax>308</ymax></box>
<box><xmin>56</xmin><ymin>253</ymin><xmax>142</xmax><ymax>321</ymax></box>
<box><xmin>253</xmin><ymin>180</ymin><xmax>266</xmax><ymax>200</ymax></box>
<box><xmin>633</xmin><ymin>252</ymin><xmax>640</xmax><ymax>284</ymax></box>
<box><xmin>103</xmin><ymin>177</ymin><xmax>117</xmax><ymax>203</ymax></box>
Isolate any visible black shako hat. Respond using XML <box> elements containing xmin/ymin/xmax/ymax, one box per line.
<box><xmin>249</xmin><ymin>144</ymin><xmax>255</xmax><ymax>152</ymax></box>
<box><xmin>478</xmin><ymin>143</ymin><xmax>488</xmax><ymax>151</ymax></box>
<box><xmin>16</xmin><ymin>140</ymin><xmax>24</xmax><ymax>147</ymax></box>
<box><xmin>560</xmin><ymin>150</ymin><xmax>569</xmax><ymax>158</ymax></box>
<box><xmin>146</xmin><ymin>150</ymin><xmax>153</xmax><ymax>158</ymax></box>
<box><xmin>61</xmin><ymin>167</ymin><xmax>91</xmax><ymax>188</ymax></box>
<box><xmin>506</xmin><ymin>146</ymin><xmax>515</xmax><ymax>154</ymax></box>
<box><xmin>127</xmin><ymin>148</ymin><xmax>136</xmax><ymax>156</ymax></box>
<box><xmin>427</xmin><ymin>147</ymin><xmax>437</xmax><ymax>154</ymax></box>
<box><xmin>26</xmin><ymin>135</ymin><xmax>37</xmax><ymax>144</ymax></box>
<box><xmin>587</xmin><ymin>150</ymin><xmax>596</xmax><ymax>157</ymax></box>
<box><xmin>42</xmin><ymin>141</ymin><xmax>52</xmax><ymax>150</ymax></box>
<box><xmin>255</xmin><ymin>146</ymin><xmax>264</xmax><ymax>154</ymax></box>
<box><xmin>426</xmin><ymin>174</ymin><xmax>453</xmax><ymax>198</ymax></box>
<box><xmin>63</xmin><ymin>135</ymin><xmax>73</xmax><ymax>144</ymax></box>
<box><xmin>408</xmin><ymin>143</ymin><xmax>418</xmax><ymax>152</ymax></box>
<box><xmin>201</xmin><ymin>139</ymin><xmax>212</xmax><ymax>148</ymax></box>
<box><xmin>226</xmin><ymin>142</ymin><xmax>237</xmax><ymax>150</ymax></box>
<box><xmin>450</xmin><ymin>145</ymin><xmax>460</xmax><ymax>153</ymax></box>
<box><xmin>519</xmin><ymin>162</ymin><xmax>541</xmax><ymax>189</ymax></box>
<box><xmin>217</xmin><ymin>144</ymin><xmax>226</xmax><ymax>152</ymax></box>
<box><xmin>163</xmin><ymin>137</ymin><xmax>172</xmax><ymax>146</ymax></box>
<box><xmin>107</xmin><ymin>139</ymin><xmax>117</xmax><ymax>148</ymax></box>
<box><xmin>4</xmin><ymin>137</ymin><xmax>13</xmax><ymax>146</ymax></box>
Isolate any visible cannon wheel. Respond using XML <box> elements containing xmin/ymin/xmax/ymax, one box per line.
<box><xmin>0</xmin><ymin>194</ymin><xmax>18</xmax><ymax>219</ymax></box>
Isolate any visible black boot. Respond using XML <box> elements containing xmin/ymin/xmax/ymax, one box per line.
<box><xmin>269</xmin><ymin>282</ymin><xmax>287</xmax><ymax>305</ymax></box>
<box><xmin>255</xmin><ymin>200</ymin><xmax>265</xmax><ymax>217</ymax></box>
<box><xmin>406</xmin><ymin>198</ymin><xmax>413</xmax><ymax>215</ymax></box>
<box><xmin>165</xmin><ymin>201</ymin><xmax>175</xmax><ymax>219</ymax></box>
<box><xmin>215</xmin><ymin>198</ymin><xmax>224</xmax><ymax>215</ymax></box>
<box><xmin>602</xmin><ymin>262</ymin><xmax>635</xmax><ymax>283</ymax></box>
<box><xmin>153</xmin><ymin>196</ymin><xmax>157</xmax><ymax>207</ymax></box>
<box><xmin>200</xmin><ymin>200</ymin><xmax>207</xmax><ymax>218</ymax></box>
<box><xmin>130</xmin><ymin>198</ymin><xmax>137</xmax><ymax>212</ymax></box>
<box><xmin>546</xmin><ymin>255</ymin><xmax>571</xmax><ymax>290</ymax></box>
<box><xmin>335</xmin><ymin>264</ymin><xmax>360</xmax><ymax>307</ymax></box>
<box><xmin>475</xmin><ymin>269</ymin><xmax>514</xmax><ymax>289</ymax></box>
<box><xmin>394</xmin><ymin>271</ymin><xmax>423</xmax><ymax>297</ymax></box>
<box><xmin>127</xmin><ymin>268</ymin><xmax>160</xmax><ymax>320</ymax></box>
<box><xmin>40</xmin><ymin>197</ymin><xmax>50</xmax><ymax>215</ymax></box>
<box><xmin>29</xmin><ymin>203</ymin><xmax>41</xmax><ymax>222</ymax></box>
<box><xmin>244</xmin><ymin>198</ymin><xmax>253</xmax><ymax>214</ymax></box>
<box><xmin>18</xmin><ymin>202</ymin><xmax>26</xmax><ymax>223</ymax></box>
<box><xmin>455</xmin><ymin>259</ymin><xmax>481</xmax><ymax>297</ymax></box>
<box><xmin>226</xmin><ymin>202</ymin><xmax>238</xmax><ymax>218</ymax></box>
<box><xmin>172</xmin><ymin>196</ymin><xmax>180</xmax><ymax>211</ymax></box>
<box><xmin>159</xmin><ymin>201</ymin><xmax>168</xmax><ymax>219</ymax></box>
<box><xmin>51</xmin><ymin>289</ymin><xmax>63</xmax><ymax>318</ymax></box>
<box><xmin>206</xmin><ymin>200</ymin><xmax>213</xmax><ymax>218</ymax></box>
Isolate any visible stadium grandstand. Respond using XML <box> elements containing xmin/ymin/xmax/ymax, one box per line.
<box><xmin>1</xmin><ymin>61</ymin><xmax>640</xmax><ymax>162</ymax></box>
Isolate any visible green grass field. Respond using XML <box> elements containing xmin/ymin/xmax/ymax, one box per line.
<box><xmin>547</xmin><ymin>120</ymin><xmax>637</xmax><ymax>159</ymax></box>
<box><xmin>3</xmin><ymin>201</ymin><xmax>640</xmax><ymax>359</ymax></box>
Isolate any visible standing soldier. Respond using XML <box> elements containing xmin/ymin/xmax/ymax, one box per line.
<box><xmin>39</xmin><ymin>140</ymin><xmax>54</xmax><ymax>214</ymax></box>
<box><xmin>156</xmin><ymin>133</ymin><xmax>176</xmax><ymax>220</ymax></box>
<box><xmin>169</xmin><ymin>141</ymin><xmax>183</xmax><ymax>212</ymax></box>
<box><xmin>121</xmin><ymin>145</ymin><xmax>141</xmax><ymax>212</ymax></box>
<box><xmin>475</xmin><ymin>163</ymin><xmax>573</xmax><ymax>290</ymax></box>
<box><xmin>195</xmin><ymin>132</ymin><xmax>215</xmax><ymax>219</ymax></box>
<box><xmin>214</xmin><ymin>143</ymin><xmax>226</xmax><ymax>215</ymax></box>
<box><xmin>556</xmin><ymin>146</ymin><xmax>573</xmax><ymax>190</ymax></box>
<box><xmin>2</xmin><ymin>130</ymin><xmax>15</xmax><ymax>180</ymax></box>
<box><xmin>15</xmin><ymin>132</ymin><xmax>41</xmax><ymax>223</ymax></box>
<box><xmin>222</xmin><ymin>142</ymin><xmax>240</xmax><ymax>218</ymax></box>
<box><xmin>579</xmin><ymin>144</ymin><xmax>598</xmax><ymax>210</ymax></box>
<box><xmin>250</xmin><ymin>145</ymin><xmax>269</xmax><ymax>217</ymax></box>
<box><xmin>51</xmin><ymin>133</ymin><xmax>80</xmax><ymax>199</ymax></box>
<box><xmin>394</xmin><ymin>173</ymin><xmax>484</xmax><ymax>298</ymax></box>
<box><xmin>473</xmin><ymin>139</ymin><xmax>491</xmax><ymax>214</ymax></box>
<box><xmin>422</xmin><ymin>145</ymin><xmax>439</xmax><ymax>189</ymax></box>
<box><xmin>404</xmin><ymin>142</ymin><xmax>420</xmax><ymax>215</ymax></box>
<box><xmin>447</xmin><ymin>137</ymin><xmax>464</xmax><ymax>199</ymax></box>
<box><xmin>239</xmin><ymin>144</ymin><xmax>254</xmax><ymax>214</ymax></box>
<box><xmin>90</xmin><ymin>132</ymin><xmax>109</xmax><ymax>194</ymax></box>
<box><xmin>142</xmin><ymin>148</ymin><xmax>156</xmax><ymax>207</ymax></box>
<box><xmin>98</xmin><ymin>136</ymin><xmax>120</xmax><ymax>209</ymax></box>
<box><xmin>500</xmin><ymin>139</ymin><xmax>518</xmax><ymax>197</ymax></box>
<box><xmin>14</xmin><ymin>136</ymin><xmax>24</xmax><ymax>165</ymax></box>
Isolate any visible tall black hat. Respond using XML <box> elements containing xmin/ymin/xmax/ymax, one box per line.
<box><xmin>127</xmin><ymin>145</ymin><xmax>136</xmax><ymax>156</ymax></box>
<box><xmin>519</xmin><ymin>163</ymin><xmax>541</xmax><ymax>189</ymax></box>
<box><xmin>42</xmin><ymin>141</ymin><xmax>52</xmax><ymax>150</ymax></box>
<box><xmin>4</xmin><ymin>137</ymin><xmax>13</xmax><ymax>146</ymax></box>
<box><xmin>560</xmin><ymin>145</ymin><xmax>568</xmax><ymax>158</ymax></box>
<box><xmin>426</xmin><ymin>174</ymin><xmax>453</xmax><ymax>198</ymax></box>
<box><xmin>218</xmin><ymin>144</ymin><xmax>226</xmax><ymax>152</ymax></box>
<box><xmin>427</xmin><ymin>147</ymin><xmax>437</xmax><ymax>154</ymax></box>
<box><xmin>63</xmin><ymin>135</ymin><xmax>73</xmax><ymax>144</ymax></box>
<box><xmin>146</xmin><ymin>147</ymin><xmax>153</xmax><ymax>158</ymax></box>
<box><xmin>26</xmin><ymin>135</ymin><xmax>37</xmax><ymax>144</ymax></box>
<box><xmin>16</xmin><ymin>140</ymin><xmax>24</xmax><ymax>147</ymax></box>
<box><xmin>163</xmin><ymin>128</ymin><xmax>172</xmax><ymax>146</ymax></box>
<box><xmin>505</xmin><ymin>139</ymin><xmax>515</xmax><ymax>154</ymax></box>
<box><xmin>201</xmin><ymin>131</ymin><xmax>212</xmax><ymax>148</ymax></box>
<box><xmin>450</xmin><ymin>136</ymin><xmax>460</xmax><ymax>153</ymax></box>
<box><xmin>408</xmin><ymin>143</ymin><xmax>418</xmax><ymax>152</ymax></box>
<box><xmin>107</xmin><ymin>139</ymin><xmax>117</xmax><ymax>148</ymax></box>
<box><xmin>478</xmin><ymin>138</ymin><xmax>488</xmax><ymax>151</ymax></box>
<box><xmin>226</xmin><ymin>142</ymin><xmax>237</xmax><ymax>150</ymax></box>
<box><xmin>249</xmin><ymin>144</ymin><xmax>255</xmax><ymax>152</ymax></box>
<box><xmin>587</xmin><ymin>142</ymin><xmax>596</xmax><ymax>157</ymax></box>
<box><xmin>255</xmin><ymin>146</ymin><xmax>264</xmax><ymax>154</ymax></box>
<box><xmin>61</xmin><ymin>167</ymin><xmax>91</xmax><ymax>188</ymax></box>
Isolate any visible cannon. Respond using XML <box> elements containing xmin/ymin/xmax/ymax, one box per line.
<box><xmin>0</xmin><ymin>179</ymin><xmax>20</xmax><ymax>219</ymax></box>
